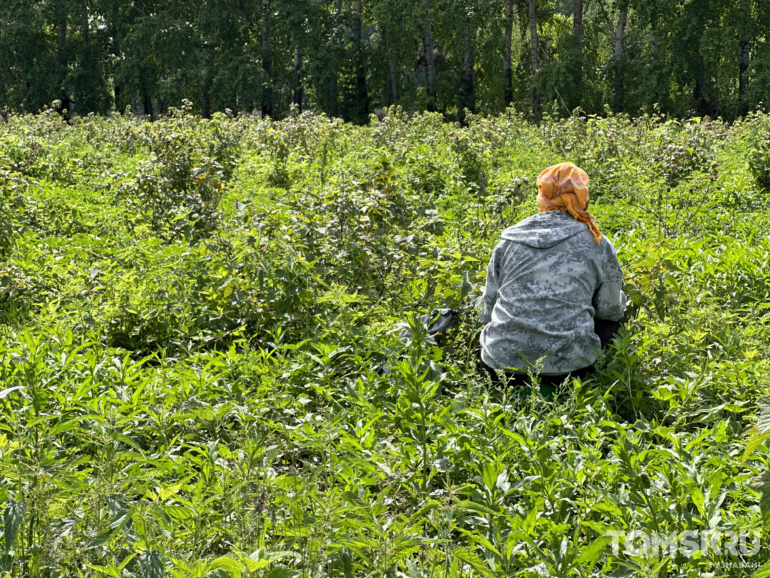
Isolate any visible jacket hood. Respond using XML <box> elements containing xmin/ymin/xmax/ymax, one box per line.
<box><xmin>500</xmin><ymin>211</ymin><xmax>590</xmax><ymax>248</ymax></box>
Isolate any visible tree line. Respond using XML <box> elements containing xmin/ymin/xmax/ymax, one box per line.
<box><xmin>1</xmin><ymin>0</ymin><xmax>768</xmax><ymax>123</ymax></box>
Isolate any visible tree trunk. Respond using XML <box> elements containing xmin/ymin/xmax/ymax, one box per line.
<box><xmin>573</xmin><ymin>0</ymin><xmax>583</xmax><ymax>55</ymax></box>
<box><xmin>203</xmin><ymin>27</ymin><xmax>215</xmax><ymax>120</ymax></box>
<box><xmin>383</xmin><ymin>25</ymin><xmax>399</xmax><ymax>104</ymax></box>
<box><xmin>143</xmin><ymin>90</ymin><xmax>154</xmax><ymax>120</ymax></box>
<box><xmin>58</xmin><ymin>15</ymin><xmax>67</xmax><ymax>54</ymax></box>
<box><xmin>293</xmin><ymin>46</ymin><xmax>303</xmax><ymax>112</ymax></box>
<box><xmin>694</xmin><ymin>55</ymin><xmax>706</xmax><ymax>113</ymax></box>
<box><xmin>740</xmin><ymin>0</ymin><xmax>750</xmax><ymax>97</ymax></box>
<box><xmin>353</xmin><ymin>0</ymin><xmax>363</xmax><ymax>41</ymax></box>
<box><xmin>613</xmin><ymin>7</ymin><xmax>627</xmax><ymax>113</ymax></box>
<box><xmin>57</xmin><ymin>1</ymin><xmax>71</xmax><ymax>115</ymax></box>
<box><xmin>572</xmin><ymin>0</ymin><xmax>583</xmax><ymax>92</ymax></box>
<box><xmin>330</xmin><ymin>79</ymin><xmax>339</xmax><ymax>116</ymax></box>
<box><xmin>389</xmin><ymin>63</ymin><xmax>399</xmax><ymax>104</ymax></box>
<box><xmin>529</xmin><ymin>0</ymin><xmax>539</xmax><ymax>120</ymax></box>
<box><xmin>331</xmin><ymin>0</ymin><xmax>343</xmax><ymax>117</ymax></box>
<box><xmin>460</xmin><ymin>27</ymin><xmax>475</xmax><ymax>117</ymax></box>
<box><xmin>353</xmin><ymin>0</ymin><xmax>368</xmax><ymax>122</ymax></box>
<box><xmin>261</xmin><ymin>0</ymin><xmax>272</xmax><ymax>118</ymax></box>
<box><xmin>81</xmin><ymin>0</ymin><xmax>89</xmax><ymax>45</ymax></box>
<box><xmin>114</xmin><ymin>85</ymin><xmax>121</xmax><ymax>112</ymax></box>
<box><xmin>112</xmin><ymin>36</ymin><xmax>121</xmax><ymax>109</ymax></box>
<box><xmin>111</xmin><ymin>0</ymin><xmax>122</xmax><ymax>110</ymax></box>
<box><xmin>247</xmin><ymin>88</ymin><xmax>254</xmax><ymax>113</ymax></box>
<box><xmin>170</xmin><ymin>0</ymin><xmax>178</xmax><ymax>83</ymax></box>
<box><xmin>503</xmin><ymin>0</ymin><xmax>514</xmax><ymax>106</ymax></box>
<box><xmin>614</xmin><ymin>9</ymin><xmax>627</xmax><ymax>63</ymax></box>
<box><xmin>202</xmin><ymin>89</ymin><xmax>210</xmax><ymax>119</ymax></box>
<box><xmin>422</xmin><ymin>0</ymin><xmax>436</xmax><ymax>110</ymax></box>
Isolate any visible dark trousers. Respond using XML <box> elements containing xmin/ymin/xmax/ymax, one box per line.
<box><xmin>479</xmin><ymin>318</ymin><xmax>622</xmax><ymax>388</ymax></box>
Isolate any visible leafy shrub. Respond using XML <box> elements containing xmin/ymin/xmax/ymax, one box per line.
<box><xmin>543</xmin><ymin>113</ymin><xmax>724</xmax><ymax>199</ymax></box>
<box><xmin>749</xmin><ymin>143</ymin><xmax>770</xmax><ymax>191</ymax></box>
<box><xmin>748</xmin><ymin>113</ymin><xmax>770</xmax><ymax>192</ymax></box>
<box><xmin>0</xmin><ymin>168</ymin><xmax>28</xmax><ymax>258</ymax></box>
<box><xmin>117</xmin><ymin>103</ymin><xmax>241</xmax><ymax>241</ymax></box>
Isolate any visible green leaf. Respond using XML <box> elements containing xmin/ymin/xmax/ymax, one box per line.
<box><xmin>453</xmin><ymin>547</ymin><xmax>494</xmax><ymax>577</ymax></box>
<box><xmin>482</xmin><ymin>462</ymin><xmax>497</xmax><ymax>491</ymax></box>
<box><xmin>2</xmin><ymin>501</ymin><xmax>26</xmax><ymax>553</ymax></box>
<box><xmin>234</xmin><ymin>549</ymin><xmax>296</xmax><ymax>573</ymax></box>
<box><xmin>611</xmin><ymin>566</ymin><xmax>637</xmax><ymax>578</ymax></box>
<box><xmin>743</xmin><ymin>428</ymin><xmax>770</xmax><ymax>463</ymax></box>
<box><xmin>685</xmin><ymin>428</ymin><xmax>711</xmax><ymax>452</ymax></box>
<box><xmin>744</xmin><ymin>397</ymin><xmax>770</xmax><ymax>460</ymax></box>
<box><xmin>754</xmin><ymin>471</ymin><xmax>770</xmax><ymax>528</ymax></box>
<box><xmin>207</xmin><ymin>556</ymin><xmax>243</xmax><ymax>577</ymax></box>
<box><xmin>248</xmin><ymin>549</ymin><xmax>296</xmax><ymax>564</ymax></box>
<box><xmin>405</xmin><ymin>559</ymin><xmax>427</xmax><ymax>578</ymax></box>
<box><xmin>457</xmin><ymin>530</ymin><xmax>500</xmax><ymax>557</ymax></box>
<box><xmin>138</xmin><ymin>550</ymin><xmax>164</xmax><ymax>578</ymax></box>
<box><xmin>754</xmin><ymin>560</ymin><xmax>770</xmax><ymax>578</ymax></box>
<box><xmin>265</xmin><ymin>569</ymin><xmax>298</xmax><ymax>578</ymax></box>
<box><xmin>118</xmin><ymin>554</ymin><xmax>137</xmax><ymax>572</ymax></box>
<box><xmin>691</xmin><ymin>488</ymin><xmax>705</xmax><ymax>517</ymax></box>
<box><xmin>86</xmin><ymin>529</ymin><xmax>115</xmax><ymax>550</ymax></box>
<box><xmin>202</xmin><ymin>570</ymin><xmax>232</xmax><ymax>578</ymax></box>
<box><xmin>576</xmin><ymin>535</ymin><xmax>613</xmax><ymax>566</ymax></box>
<box><xmin>456</xmin><ymin>500</ymin><xmax>503</xmax><ymax>517</ymax></box>
<box><xmin>236</xmin><ymin>556</ymin><xmax>266</xmax><ymax>573</ymax></box>
<box><xmin>757</xmin><ymin>396</ymin><xmax>770</xmax><ymax>433</ymax></box>
<box><xmin>409</xmin><ymin>500</ymin><xmax>439</xmax><ymax>519</ymax></box>
<box><xmin>87</xmin><ymin>564</ymin><xmax>121</xmax><ymax>577</ymax></box>
<box><xmin>0</xmin><ymin>386</ymin><xmax>23</xmax><ymax>400</ymax></box>
<box><xmin>164</xmin><ymin>505</ymin><xmax>194</xmax><ymax>520</ymax></box>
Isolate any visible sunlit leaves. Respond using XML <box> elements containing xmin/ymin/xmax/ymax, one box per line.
<box><xmin>1</xmin><ymin>501</ymin><xmax>25</xmax><ymax>554</ymax></box>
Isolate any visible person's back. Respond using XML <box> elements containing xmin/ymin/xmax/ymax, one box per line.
<box><xmin>479</xmin><ymin>162</ymin><xmax>626</xmax><ymax>379</ymax></box>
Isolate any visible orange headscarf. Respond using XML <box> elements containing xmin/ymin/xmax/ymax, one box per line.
<box><xmin>536</xmin><ymin>162</ymin><xmax>602</xmax><ymax>244</ymax></box>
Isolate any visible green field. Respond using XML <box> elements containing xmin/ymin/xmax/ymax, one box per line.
<box><xmin>1</xmin><ymin>107</ymin><xmax>770</xmax><ymax>577</ymax></box>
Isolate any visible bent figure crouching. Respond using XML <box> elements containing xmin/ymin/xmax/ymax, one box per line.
<box><xmin>478</xmin><ymin>162</ymin><xmax>627</xmax><ymax>391</ymax></box>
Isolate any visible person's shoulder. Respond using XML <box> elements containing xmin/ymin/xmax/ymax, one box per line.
<box><xmin>504</xmin><ymin>210</ymin><xmax>570</xmax><ymax>231</ymax></box>
<box><xmin>596</xmin><ymin>233</ymin><xmax>620</xmax><ymax>259</ymax></box>
<box><xmin>597</xmin><ymin>233</ymin><xmax>618</xmax><ymax>249</ymax></box>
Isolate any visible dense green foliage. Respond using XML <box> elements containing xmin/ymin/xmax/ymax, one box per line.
<box><xmin>1</xmin><ymin>107</ymin><xmax>770</xmax><ymax>577</ymax></box>
<box><xmin>1</xmin><ymin>0</ymin><xmax>770</xmax><ymax>122</ymax></box>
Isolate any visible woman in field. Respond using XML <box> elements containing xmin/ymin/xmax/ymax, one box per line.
<box><xmin>478</xmin><ymin>162</ymin><xmax>626</xmax><ymax>389</ymax></box>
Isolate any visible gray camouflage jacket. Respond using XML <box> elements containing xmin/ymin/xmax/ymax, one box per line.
<box><xmin>479</xmin><ymin>211</ymin><xmax>627</xmax><ymax>375</ymax></box>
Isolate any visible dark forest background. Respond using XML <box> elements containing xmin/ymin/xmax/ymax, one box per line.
<box><xmin>1</xmin><ymin>0</ymin><xmax>769</xmax><ymax>123</ymax></box>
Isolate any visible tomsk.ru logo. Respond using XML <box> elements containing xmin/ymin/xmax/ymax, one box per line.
<box><xmin>604</xmin><ymin>530</ymin><xmax>761</xmax><ymax>558</ymax></box>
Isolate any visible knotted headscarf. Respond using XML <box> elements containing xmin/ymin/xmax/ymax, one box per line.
<box><xmin>536</xmin><ymin>162</ymin><xmax>602</xmax><ymax>244</ymax></box>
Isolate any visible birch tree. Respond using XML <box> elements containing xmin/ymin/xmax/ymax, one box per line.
<box><xmin>529</xmin><ymin>0</ymin><xmax>539</xmax><ymax>120</ymax></box>
<box><xmin>423</xmin><ymin>0</ymin><xmax>436</xmax><ymax>110</ymax></box>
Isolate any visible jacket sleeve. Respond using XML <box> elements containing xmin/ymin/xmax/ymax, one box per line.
<box><xmin>593</xmin><ymin>239</ymin><xmax>627</xmax><ymax>321</ymax></box>
<box><xmin>479</xmin><ymin>243</ymin><xmax>502</xmax><ymax>325</ymax></box>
